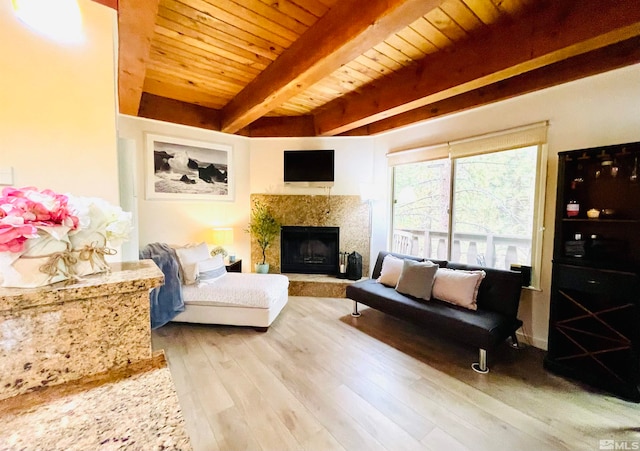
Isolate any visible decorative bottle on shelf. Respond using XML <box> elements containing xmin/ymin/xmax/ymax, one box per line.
<box><xmin>566</xmin><ymin>200</ymin><xmax>580</xmax><ymax>217</ymax></box>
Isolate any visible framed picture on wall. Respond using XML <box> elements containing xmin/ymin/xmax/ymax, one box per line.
<box><xmin>145</xmin><ymin>134</ymin><xmax>233</xmax><ymax>201</ymax></box>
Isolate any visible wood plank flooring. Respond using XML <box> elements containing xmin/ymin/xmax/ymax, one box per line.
<box><xmin>152</xmin><ymin>296</ymin><xmax>640</xmax><ymax>451</ymax></box>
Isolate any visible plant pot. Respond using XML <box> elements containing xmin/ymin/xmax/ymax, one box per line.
<box><xmin>255</xmin><ymin>263</ymin><xmax>269</xmax><ymax>274</ymax></box>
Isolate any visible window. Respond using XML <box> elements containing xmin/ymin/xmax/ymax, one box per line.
<box><xmin>393</xmin><ymin>158</ymin><xmax>450</xmax><ymax>258</ymax></box>
<box><xmin>390</xmin><ymin>123</ymin><xmax>547</xmax><ymax>288</ymax></box>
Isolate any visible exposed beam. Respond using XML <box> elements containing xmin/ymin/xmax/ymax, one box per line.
<box><xmin>219</xmin><ymin>0</ymin><xmax>444</xmax><ymax>134</ymax></box>
<box><xmin>314</xmin><ymin>0</ymin><xmax>640</xmax><ymax>136</ymax></box>
<box><xmin>138</xmin><ymin>94</ymin><xmax>317</xmax><ymax>137</ymax></box>
<box><xmin>341</xmin><ymin>37</ymin><xmax>640</xmax><ymax>136</ymax></box>
<box><xmin>138</xmin><ymin>36</ymin><xmax>640</xmax><ymax>138</ymax></box>
<box><xmin>241</xmin><ymin>116</ymin><xmax>316</xmax><ymax>138</ymax></box>
<box><xmin>117</xmin><ymin>0</ymin><xmax>160</xmax><ymax>116</ymax></box>
<box><xmin>91</xmin><ymin>0</ymin><xmax>118</xmax><ymax>9</ymax></box>
<box><xmin>138</xmin><ymin>93</ymin><xmax>221</xmax><ymax>130</ymax></box>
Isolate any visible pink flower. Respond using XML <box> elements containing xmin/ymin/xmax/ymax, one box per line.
<box><xmin>1</xmin><ymin>187</ymin><xmax>78</xmax><ymax>227</ymax></box>
<box><xmin>0</xmin><ymin>187</ymin><xmax>80</xmax><ymax>253</ymax></box>
<box><xmin>0</xmin><ymin>218</ymin><xmax>38</xmax><ymax>253</ymax></box>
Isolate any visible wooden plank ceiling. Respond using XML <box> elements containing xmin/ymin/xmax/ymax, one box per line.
<box><xmin>116</xmin><ymin>0</ymin><xmax>640</xmax><ymax>137</ymax></box>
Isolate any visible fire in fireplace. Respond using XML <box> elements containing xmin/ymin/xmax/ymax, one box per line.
<box><xmin>280</xmin><ymin>226</ymin><xmax>339</xmax><ymax>274</ymax></box>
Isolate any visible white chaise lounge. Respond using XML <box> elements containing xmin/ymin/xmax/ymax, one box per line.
<box><xmin>172</xmin><ymin>272</ymin><xmax>289</xmax><ymax>330</ymax></box>
<box><xmin>140</xmin><ymin>242</ymin><xmax>289</xmax><ymax>330</ymax></box>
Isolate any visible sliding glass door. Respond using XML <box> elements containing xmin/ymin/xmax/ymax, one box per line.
<box><xmin>392</xmin><ymin>145</ymin><xmax>539</xmax><ymax>271</ymax></box>
<box><xmin>392</xmin><ymin>158</ymin><xmax>450</xmax><ymax>259</ymax></box>
<box><xmin>451</xmin><ymin>146</ymin><xmax>538</xmax><ymax>268</ymax></box>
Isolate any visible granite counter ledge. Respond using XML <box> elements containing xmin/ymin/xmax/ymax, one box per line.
<box><xmin>0</xmin><ymin>260</ymin><xmax>163</xmax><ymax>313</ymax></box>
<box><xmin>0</xmin><ymin>260</ymin><xmax>163</xmax><ymax>401</ymax></box>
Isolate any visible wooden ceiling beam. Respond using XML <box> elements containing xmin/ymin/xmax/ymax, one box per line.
<box><xmin>138</xmin><ymin>93</ymin><xmax>221</xmax><ymax>131</ymax></box>
<box><xmin>314</xmin><ymin>0</ymin><xmax>640</xmax><ymax>136</ymax></box>
<box><xmin>136</xmin><ymin>37</ymin><xmax>640</xmax><ymax>138</ymax></box>
<box><xmin>240</xmin><ymin>116</ymin><xmax>316</xmax><ymax>138</ymax></box>
<box><xmin>91</xmin><ymin>0</ymin><xmax>118</xmax><ymax>9</ymax></box>
<box><xmin>341</xmin><ymin>37</ymin><xmax>640</xmax><ymax>136</ymax></box>
<box><xmin>117</xmin><ymin>0</ymin><xmax>161</xmax><ymax>116</ymax></box>
<box><xmin>138</xmin><ymin>94</ymin><xmax>316</xmax><ymax>137</ymax></box>
<box><xmin>219</xmin><ymin>0</ymin><xmax>445</xmax><ymax>134</ymax></box>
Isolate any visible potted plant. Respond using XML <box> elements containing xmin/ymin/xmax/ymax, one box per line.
<box><xmin>246</xmin><ymin>200</ymin><xmax>281</xmax><ymax>273</ymax></box>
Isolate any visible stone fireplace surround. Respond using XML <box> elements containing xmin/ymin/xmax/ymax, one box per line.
<box><xmin>250</xmin><ymin>194</ymin><xmax>370</xmax><ymax>278</ymax></box>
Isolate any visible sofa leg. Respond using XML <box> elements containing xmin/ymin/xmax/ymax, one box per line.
<box><xmin>510</xmin><ymin>333</ymin><xmax>522</xmax><ymax>349</ymax></box>
<box><xmin>472</xmin><ymin>348</ymin><xmax>489</xmax><ymax>374</ymax></box>
<box><xmin>351</xmin><ymin>301</ymin><xmax>361</xmax><ymax>317</ymax></box>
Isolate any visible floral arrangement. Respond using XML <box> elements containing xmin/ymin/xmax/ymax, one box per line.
<box><xmin>0</xmin><ymin>187</ymin><xmax>78</xmax><ymax>253</ymax></box>
<box><xmin>0</xmin><ymin>186</ymin><xmax>132</xmax><ymax>288</ymax></box>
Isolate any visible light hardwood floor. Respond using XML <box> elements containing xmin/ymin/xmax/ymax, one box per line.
<box><xmin>152</xmin><ymin>296</ymin><xmax>640</xmax><ymax>451</ymax></box>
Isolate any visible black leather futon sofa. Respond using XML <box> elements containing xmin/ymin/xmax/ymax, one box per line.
<box><xmin>346</xmin><ymin>251</ymin><xmax>524</xmax><ymax>373</ymax></box>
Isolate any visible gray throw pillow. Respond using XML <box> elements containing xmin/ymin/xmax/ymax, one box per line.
<box><xmin>395</xmin><ymin>259</ymin><xmax>438</xmax><ymax>301</ymax></box>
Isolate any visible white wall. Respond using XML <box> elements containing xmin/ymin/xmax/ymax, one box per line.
<box><xmin>249</xmin><ymin>136</ymin><xmax>376</xmax><ymax>195</ymax></box>
<box><xmin>375</xmin><ymin>64</ymin><xmax>640</xmax><ymax>349</ymax></box>
<box><xmin>249</xmin><ymin>136</ymin><xmax>381</xmax><ymax>268</ymax></box>
<box><xmin>117</xmin><ymin>116</ymin><xmax>251</xmax><ymax>264</ymax></box>
<box><xmin>117</xmin><ymin>121</ymin><xmax>378</xmax><ymax>268</ymax></box>
<box><xmin>0</xmin><ymin>0</ymin><xmax>118</xmax><ymax>204</ymax></box>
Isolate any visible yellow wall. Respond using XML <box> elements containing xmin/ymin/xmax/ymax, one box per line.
<box><xmin>0</xmin><ymin>0</ymin><xmax>118</xmax><ymax>204</ymax></box>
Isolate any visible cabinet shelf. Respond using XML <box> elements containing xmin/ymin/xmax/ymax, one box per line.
<box><xmin>561</xmin><ymin>218</ymin><xmax>640</xmax><ymax>223</ymax></box>
<box><xmin>553</xmin><ymin>257</ymin><xmax>637</xmax><ymax>272</ymax></box>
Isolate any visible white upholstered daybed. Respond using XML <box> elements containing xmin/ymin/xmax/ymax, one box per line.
<box><xmin>169</xmin><ymin>242</ymin><xmax>289</xmax><ymax>330</ymax></box>
<box><xmin>172</xmin><ymin>272</ymin><xmax>289</xmax><ymax>330</ymax></box>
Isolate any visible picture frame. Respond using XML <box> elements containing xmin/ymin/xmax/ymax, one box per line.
<box><xmin>145</xmin><ymin>134</ymin><xmax>233</xmax><ymax>201</ymax></box>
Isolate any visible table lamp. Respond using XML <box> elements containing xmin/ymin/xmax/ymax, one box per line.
<box><xmin>210</xmin><ymin>227</ymin><xmax>234</xmax><ymax>258</ymax></box>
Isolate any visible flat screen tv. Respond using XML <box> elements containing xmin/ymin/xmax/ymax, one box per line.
<box><xmin>284</xmin><ymin>149</ymin><xmax>334</xmax><ymax>187</ymax></box>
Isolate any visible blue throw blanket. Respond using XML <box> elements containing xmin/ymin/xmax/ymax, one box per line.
<box><xmin>139</xmin><ymin>242</ymin><xmax>185</xmax><ymax>329</ymax></box>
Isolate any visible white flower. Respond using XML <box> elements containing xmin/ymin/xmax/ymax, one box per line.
<box><xmin>105</xmin><ymin>210</ymin><xmax>132</xmax><ymax>246</ymax></box>
<box><xmin>67</xmin><ymin>195</ymin><xmax>132</xmax><ymax>247</ymax></box>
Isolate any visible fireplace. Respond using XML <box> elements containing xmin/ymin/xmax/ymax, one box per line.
<box><xmin>280</xmin><ymin>226</ymin><xmax>339</xmax><ymax>274</ymax></box>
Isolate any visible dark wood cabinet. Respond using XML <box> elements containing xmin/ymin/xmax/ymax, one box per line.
<box><xmin>545</xmin><ymin>141</ymin><xmax>640</xmax><ymax>402</ymax></box>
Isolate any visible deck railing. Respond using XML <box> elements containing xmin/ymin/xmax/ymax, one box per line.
<box><xmin>392</xmin><ymin>228</ymin><xmax>531</xmax><ymax>270</ymax></box>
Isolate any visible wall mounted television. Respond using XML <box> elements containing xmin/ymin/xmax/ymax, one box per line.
<box><xmin>284</xmin><ymin>149</ymin><xmax>334</xmax><ymax>187</ymax></box>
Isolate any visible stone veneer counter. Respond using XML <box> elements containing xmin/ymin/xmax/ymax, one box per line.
<box><xmin>0</xmin><ymin>260</ymin><xmax>163</xmax><ymax>401</ymax></box>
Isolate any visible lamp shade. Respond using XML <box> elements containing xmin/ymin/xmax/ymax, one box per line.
<box><xmin>211</xmin><ymin>227</ymin><xmax>234</xmax><ymax>245</ymax></box>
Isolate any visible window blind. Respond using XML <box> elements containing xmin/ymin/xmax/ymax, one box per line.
<box><xmin>386</xmin><ymin>121</ymin><xmax>548</xmax><ymax>165</ymax></box>
<box><xmin>386</xmin><ymin>143</ymin><xmax>449</xmax><ymax>166</ymax></box>
<box><xmin>449</xmin><ymin>121</ymin><xmax>549</xmax><ymax>159</ymax></box>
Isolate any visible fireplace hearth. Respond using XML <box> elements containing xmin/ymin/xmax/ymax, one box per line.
<box><xmin>281</xmin><ymin>226</ymin><xmax>339</xmax><ymax>274</ymax></box>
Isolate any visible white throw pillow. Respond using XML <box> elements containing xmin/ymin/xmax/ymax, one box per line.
<box><xmin>175</xmin><ymin>242</ymin><xmax>210</xmax><ymax>284</ymax></box>
<box><xmin>197</xmin><ymin>254</ymin><xmax>227</xmax><ymax>284</ymax></box>
<box><xmin>377</xmin><ymin>254</ymin><xmax>405</xmax><ymax>287</ymax></box>
<box><xmin>432</xmin><ymin>268</ymin><xmax>486</xmax><ymax>310</ymax></box>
